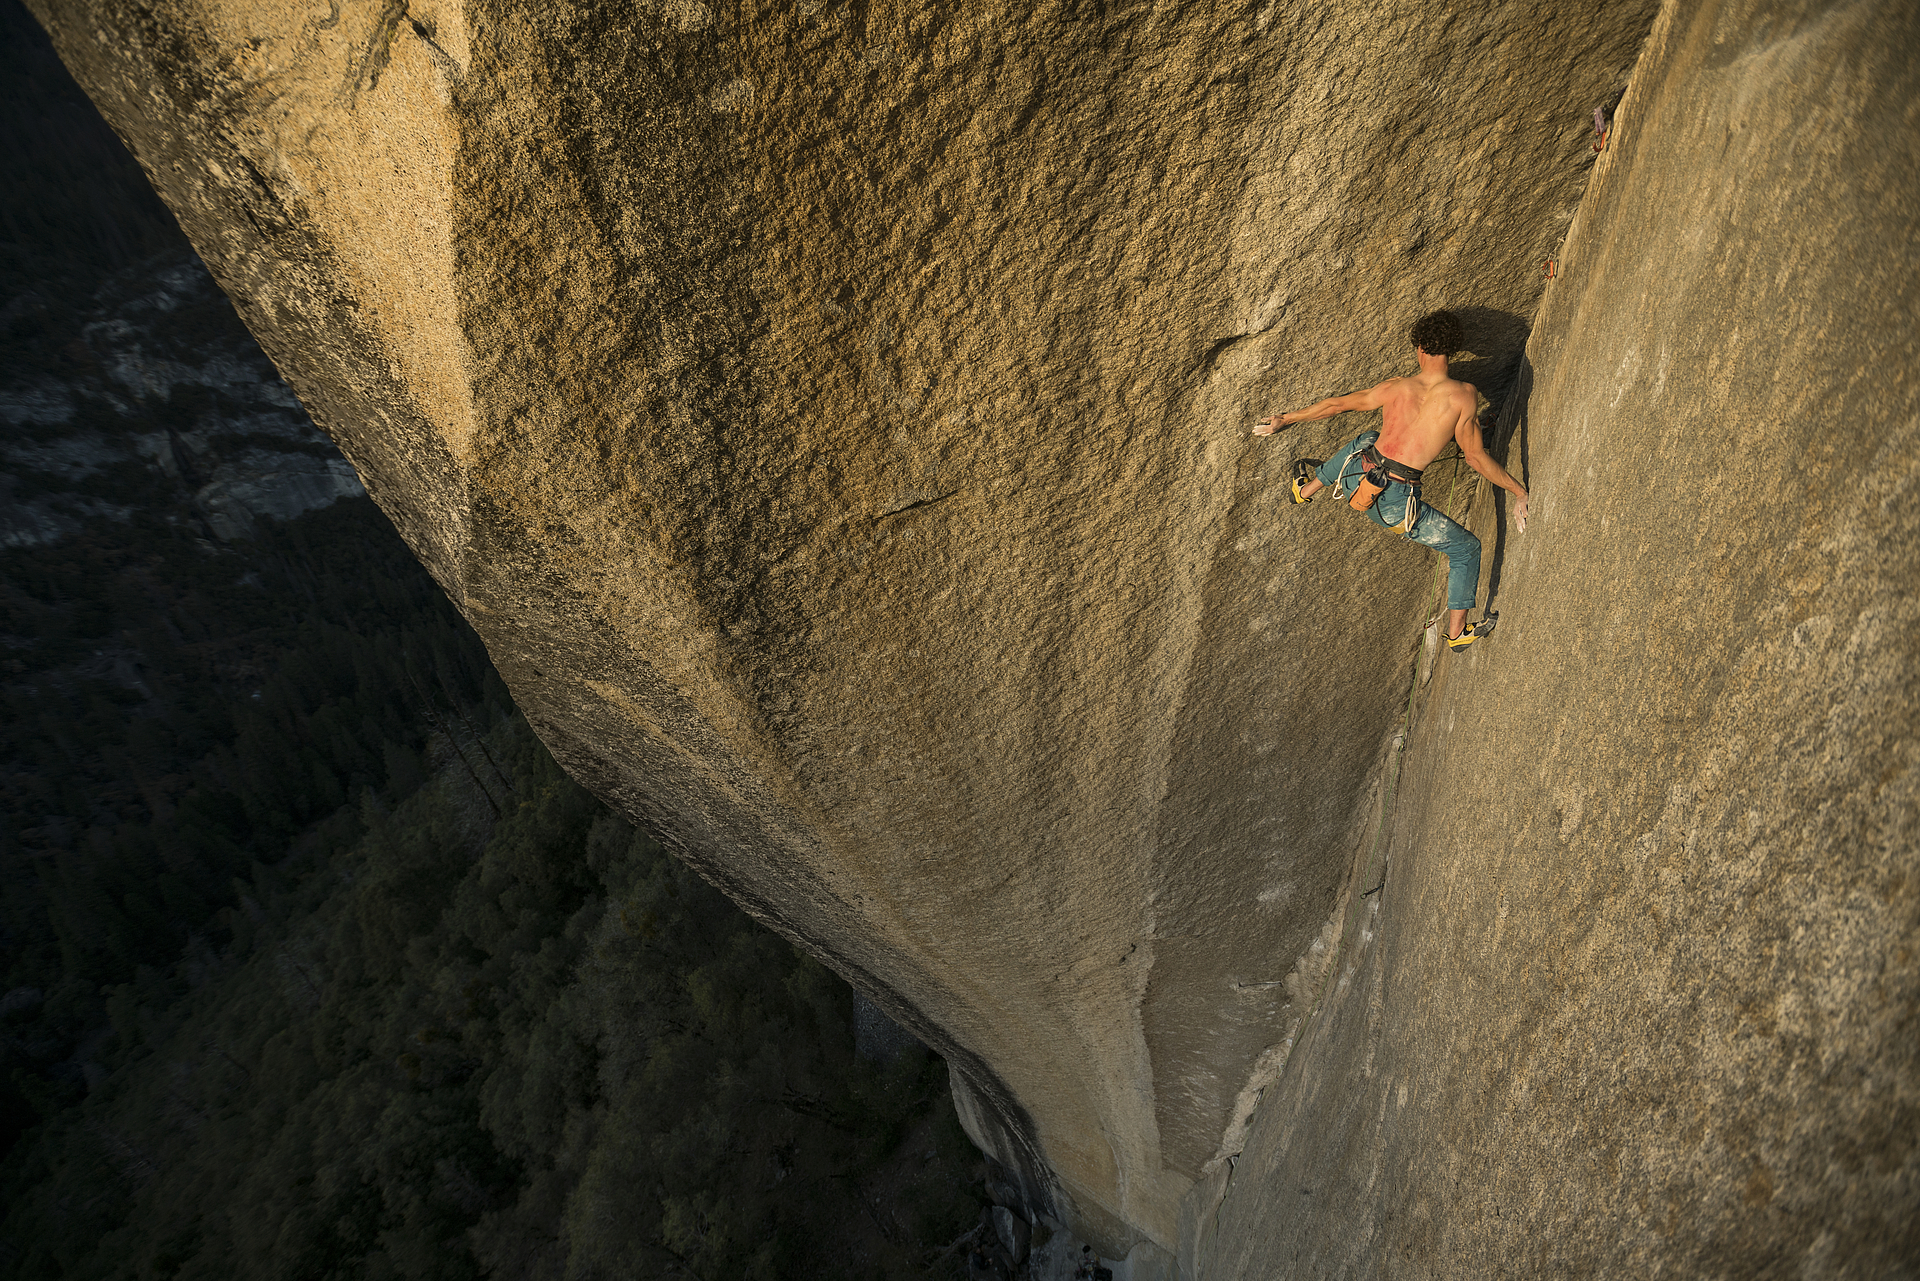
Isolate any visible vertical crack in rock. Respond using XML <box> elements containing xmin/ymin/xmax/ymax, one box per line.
<box><xmin>25</xmin><ymin>0</ymin><xmax>1706</xmax><ymax>1258</ymax></box>
<box><xmin>1194</xmin><ymin>0</ymin><xmax>1920</xmax><ymax>1273</ymax></box>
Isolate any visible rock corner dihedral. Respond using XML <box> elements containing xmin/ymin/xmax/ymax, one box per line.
<box><xmin>32</xmin><ymin>0</ymin><xmax>1917</xmax><ymax>1272</ymax></box>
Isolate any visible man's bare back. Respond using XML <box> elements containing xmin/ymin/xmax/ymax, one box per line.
<box><xmin>1252</xmin><ymin>347</ymin><xmax>1529</xmax><ymax>528</ymax></box>
<box><xmin>1370</xmin><ymin>371</ymin><xmax>1479</xmax><ymax>470</ymax></box>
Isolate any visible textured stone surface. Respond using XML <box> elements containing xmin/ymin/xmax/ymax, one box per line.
<box><xmin>30</xmin><ymin>0</ymin><xmax>1664</xmax><ymax>1253</ymax></box>
<box><xmin>1194</xmin><ymin>0</ymin><xmax>1919</xmax><ymax>1273</ymax></box>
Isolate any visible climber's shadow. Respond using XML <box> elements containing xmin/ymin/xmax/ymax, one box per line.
<box><xmin>1452</xmin><ymin>306</ymin><xmax>1530</xmax><ymax>410</ymax></box>
<box><xmin>1481</xmin><ymin>354</ymin><xmax>1533</xmax><ymax>617</ymax></box>
<box><xmin>1451</xmin><ymin>307</ymin><xmax>1531</xmax><ymax>617</ymax></box>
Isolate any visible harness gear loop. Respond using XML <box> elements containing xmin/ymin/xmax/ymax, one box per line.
<box><xmin>1349</xmin><ymin>445</ymin><xmax>1425</xmax><ymax>533</ymax></box>
<box><xmin>1398</xmin><ymin>490</ymin><xmax>1421</xmax><ymax>536</ymax></box>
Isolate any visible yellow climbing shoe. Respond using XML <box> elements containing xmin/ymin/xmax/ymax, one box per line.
<box><xmin>1448</xmin><ymin>612</ymin><xmax>1499</xmax><ymax>652</ymax></box>
<box><xmin>1290</xmin><ymin>458</ymin><xmax>1322</xmax><ymax>505</ymax></box>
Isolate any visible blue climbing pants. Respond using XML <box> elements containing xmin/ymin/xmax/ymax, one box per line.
<box><xmin>1317</xmin><ymin>431</ymin><xmax>1481</xmax><ymax>611</ymax></box>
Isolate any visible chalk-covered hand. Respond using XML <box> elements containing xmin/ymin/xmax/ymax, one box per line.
<box><xmin>1513</xmin><ymin>493</ymin><xmax>1530</xmax><ymax>534</ymax></box>
<box><xmin>1252</xmin><ymin>413</ymin><xmax>1289</xmax><ymax>436</ymax></box>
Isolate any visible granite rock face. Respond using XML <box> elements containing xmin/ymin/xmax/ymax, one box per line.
<box><xmin>1192</xmin><ymin>0</ymin><xmax>1920</xmax><ymax>1274</ymax></box>
<box><xmin>53</xmin><ymin>0</ymin><xmax>1914</xmax><ymax>1261</ymax></box>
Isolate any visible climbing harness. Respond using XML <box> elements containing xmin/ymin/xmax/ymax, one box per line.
<box><xmin>1347</xmin><ymin>445</ymin><xmax>1424</xmax><ymax>535</ymax></box>
<box><xmin>1326</xmin><ymin>451</ymin><xmax>1412</xmax><ymax>530</ymax></box>
<box><xmin>1314</xmin><ymin>436</ymin><xmax>1495</xmax><ymax>626</ymax></box>
<box><xmin>1360</xmin><ymin>445</ymin><xmax>1425</xmax><ymax>488</ymax></box>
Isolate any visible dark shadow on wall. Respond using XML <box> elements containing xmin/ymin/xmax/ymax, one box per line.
<box><xmin>1481</xmin><ymin>351</ymin><xmax>1535</xmax><ymax>618</ymax></box>
<box><xmin>1418</xmin><ymin>307</ymin><xmax>1531</xmax><ymax>617</ymax></box>
<box><xmin>1451</xmin><ymin>305</ymin><xmax>1531</xmax><ymax>412</ymax></box>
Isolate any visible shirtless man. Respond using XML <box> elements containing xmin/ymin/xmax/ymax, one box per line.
<box><xmin>1251</xmin><ymin>310</ymin><xmax>1530</xmax><ymax>651</ymax></box>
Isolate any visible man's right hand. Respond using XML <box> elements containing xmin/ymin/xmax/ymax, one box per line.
<box><xmin>1252</xmin><ymin>413</ymin><xmax>1289</xmax><ymax>436</ymax></box>
<box><xmin>1513</xmin><ymin>492</ymin><xmax>1530</xmax><ymax>533</ymax></box>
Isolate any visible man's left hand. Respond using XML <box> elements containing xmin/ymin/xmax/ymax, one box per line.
<box><xmin>1252</xmin><ymin>413</ymin><xmax>1288</xmax><ymax>436</ymax></box>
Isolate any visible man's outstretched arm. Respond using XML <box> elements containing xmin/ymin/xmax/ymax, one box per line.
<box><xmin>1253</xmin><ymin>384</ymin><xmax>1386</xmax><ymax>436</ymax></box>
<box><xmin>1455</xmin><ymin>409</ymin><xmax>1531</xmax><ymax>530</ymax></box>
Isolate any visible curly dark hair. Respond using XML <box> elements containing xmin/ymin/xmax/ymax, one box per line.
<box><xmin>1409</xmin><ymin>310</ymin><xmax>1463</xmax><ymax>357</ymax></box>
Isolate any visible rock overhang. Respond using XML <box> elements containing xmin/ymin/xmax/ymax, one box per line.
<box><xmin>30</xmin><ymin>0</ymin><xmax>1668</xmax><ymax>1253</ymax></box>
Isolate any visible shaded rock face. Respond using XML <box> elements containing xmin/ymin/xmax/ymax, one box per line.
<box><xmin>1193</xmin><ymin>0</ymin><xmax>1920</xmax><ymax>1274</ymax></box>
<box><xmin>31</xmin><ymin>0</ymin><xmax>1669</xmax><ymax>1251</ymax></box>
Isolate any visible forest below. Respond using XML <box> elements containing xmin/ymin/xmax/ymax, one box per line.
<box><xmin>0</xmin><ymin>1</ymin><xmax>989</xmax><ymax>1275</ymax></box>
